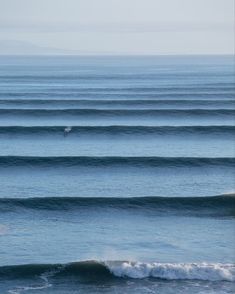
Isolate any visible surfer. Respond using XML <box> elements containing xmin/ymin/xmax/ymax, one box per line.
<box><xmin>64</xmin><ymin>126</ymin><xmax>72</xmax><ymax>137</ymax></box>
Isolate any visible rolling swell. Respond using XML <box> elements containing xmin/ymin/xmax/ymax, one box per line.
<box><xmin>0</xmin><ymin>85</ymin><xmax>234</xmax><ymax>92</ymax></box>
<box><xmin>0</xmin><ymin>261</ymin><xmax>234</xmax><ymax>282</ymax></box>
<box><xmin>0</xmin><ymin>195</ymin><xmax>234</xmax><ymax>217</ymax></box>
<box><xmin>0</xmin><ymin>92</ymin><xmax>234</xmax><ymax>100</ymax></box>
<box><xmin>0</xmin><ymin>125</ymin><xmax>234</xmax><ymax>136</ymax></box>
<box><xmin>0</xmin><ymin>99</ymin><xmax>234</xmax><ymax>109</ymax></box>
<box><xmin>0</xmin><ymin>108</ymin><xmax>234</xmax><ymax>117</ymax></box>
<box><xmin>0</xmin><ymin>156</ymin><xmax>234</xmax><ymax>168</ymax></box>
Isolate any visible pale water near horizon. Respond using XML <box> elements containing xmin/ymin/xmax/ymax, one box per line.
<box><xmin>0</xmin><ymin>55</ymin><xmax>234</xmax><ymax>293</ymax></box>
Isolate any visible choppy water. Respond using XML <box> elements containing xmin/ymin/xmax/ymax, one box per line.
<box><xmin>0</xmin><ymin>55</ymin><xmax>234</xmax><ymax>293</ymax></box>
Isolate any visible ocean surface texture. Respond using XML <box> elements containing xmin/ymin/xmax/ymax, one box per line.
<box><xmin>0</xmin><ymin>56</ymin><xmax>234</xmax><ymax>293</ymax></box>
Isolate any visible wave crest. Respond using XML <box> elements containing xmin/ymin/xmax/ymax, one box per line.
<box><xmin>0</xmin><ymin>156</ymin><xmax>234</xmax><ymax>168</ymax></box>
<box><xmin>1</xmin><ymin>195</ymin><xmax>234</xmax><ymax>217</ymax></box>
<box><xmin>0</xmin><ymin>125</ymin><xmax>234</xmax><ymax>136</ymax></box>
<box><xmin>107</xmin><ymin>261</ymin><xmax>235</xmax><ymax>281</ymax></box>
<box><xmin>1</xmin><ymin>261</ymin><xmax>234</xmax><ymax>282</ymax></box>
<box><xmin>0</xmin><ymin>109</ymin><xmax>234</xmax><ymax>119</ymax></box>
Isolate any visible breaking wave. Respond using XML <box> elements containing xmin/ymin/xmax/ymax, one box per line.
<box><xmin>1</xmin><ymin>261</ymin><xmax>234</xmax><ymax>282</ymax></box>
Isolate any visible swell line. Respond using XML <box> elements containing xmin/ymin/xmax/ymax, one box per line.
<box><xmin>0</xmin><ymin>261</ymin><xmax>234</xmax><ymax>282</ymax></box>
<box><xmin>0</xmin><ymin>93</ymin><xmax>234</xmax><ymax>100</ymax></box>
<box><xmin>0</xmin><ymin>195</ymin><xmax>234</xmax><ymax>217</ymax></box>
<box><xmin>0</xmin><ymin>156</ymin><xmax>234</xmax><ymax>167</ymax></box>
<box><xmin>0</xmin><ymin>109</ymin><xmax>234</xmax><ymax>116</ymax></box>
<box><xmin>0</xmin><ymin>99</ymin><xmax>234</xmax><ymax>108</ymax></box>
<box><xmin>0</xmin><ymin>125</ymin><xmax>234</xmax><ymax>136</ymax></box>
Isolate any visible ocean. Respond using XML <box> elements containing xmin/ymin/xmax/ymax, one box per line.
<box><xmin>0</xmin><ymin>55</ymin><xmax>234</xmax><ymax>293</ymax></box>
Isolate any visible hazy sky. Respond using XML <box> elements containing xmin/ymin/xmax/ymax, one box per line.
<box><xmin>0</xmin><ymin>0</ymin><xmax>234</xmax><ymax>54</ymax></box>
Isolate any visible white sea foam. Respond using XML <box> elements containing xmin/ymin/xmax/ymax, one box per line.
<box><xmin>8</xmin><ymin>284</ymin><xmax>50</xmax><ymax>294</ymax></box>
<box><xmin>7</xmin><ymin>266</ymin><xmax>64</xmax><ymax>294</ymax></box>
<box><xmin>105</xmin><ymin>261</ymin><xmax>235</xmax><ymax>281</ymax></box>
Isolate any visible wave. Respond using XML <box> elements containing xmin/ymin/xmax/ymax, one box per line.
<box><xmin>0</xmin><ymin>195</ymin><xmax>234</xmax><ymax>217</ymax></box>
<box><xmin>0</xmin><ymin>92</ymin><xmax>234</xmax><ymax>100</ymax></box>
<box><xmin>0</xmin><ymin>80</ymin><xmax>235</xmax><ymax>88</ymax></box>
<box><xmin>106</xmin><ymin>261</ymin><xmax>235</xmax><ymax>281</ymax></box>
<box><xmin>0</xmin><ymin>99</ymin><xmax>234</xmax><ymax>108</ymax></box>
<box><xmin>1</xmin><ymin>81</ymin><xmax>234</xmax><ymax>92</ymax></box>
<box><xmin>0</xmin><ymin>156</ymin><xmax>234</xmax><ymax>168</ymax></box>
<box><xmin>0</xmin><ymin>108</ymin><xmax>234</xmax><ymax>117</ymax></box>
<box><xmin>0</xmin><ymin>125</ymin><xmax>234</xmax><ymax>136</ymax></box>
<box><xmin>1</xmin><ymin>261</ymin><xmax>234</xmax><ymax>282</ymax></box>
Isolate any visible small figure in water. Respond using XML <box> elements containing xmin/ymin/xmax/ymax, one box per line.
<box><xmin>64</xmin><ymin>126</ymin><xmax>72</xmax><ymax>137</ymax></box>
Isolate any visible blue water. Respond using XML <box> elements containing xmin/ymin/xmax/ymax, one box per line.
<box><xmin>0</xmin><ymin>55</ymin><xmax>234</xmax><ymax>294</ymax></box>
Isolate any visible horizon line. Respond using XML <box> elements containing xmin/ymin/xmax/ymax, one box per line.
<box><xmin>0</xmin><ymin>53</ymin><xmax>234</xmax><ymax>57</ymax></box>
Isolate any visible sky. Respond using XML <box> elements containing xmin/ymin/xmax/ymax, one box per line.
<box><xmin>0</xmin><ymin>0</ymin><xmax>234</xmax><ymax>55</ymax></box>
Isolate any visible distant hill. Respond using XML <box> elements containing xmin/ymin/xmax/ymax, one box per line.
<box><xmin>0</xmin><ymin>40</ymin><xmax>87</xmax><ymax>55</ymax></box>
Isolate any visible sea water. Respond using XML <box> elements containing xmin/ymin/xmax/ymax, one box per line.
<box><xmin>0</xmin><ymin>55</ymin><xmax>234</xmax><ymax>293</ymax></box>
